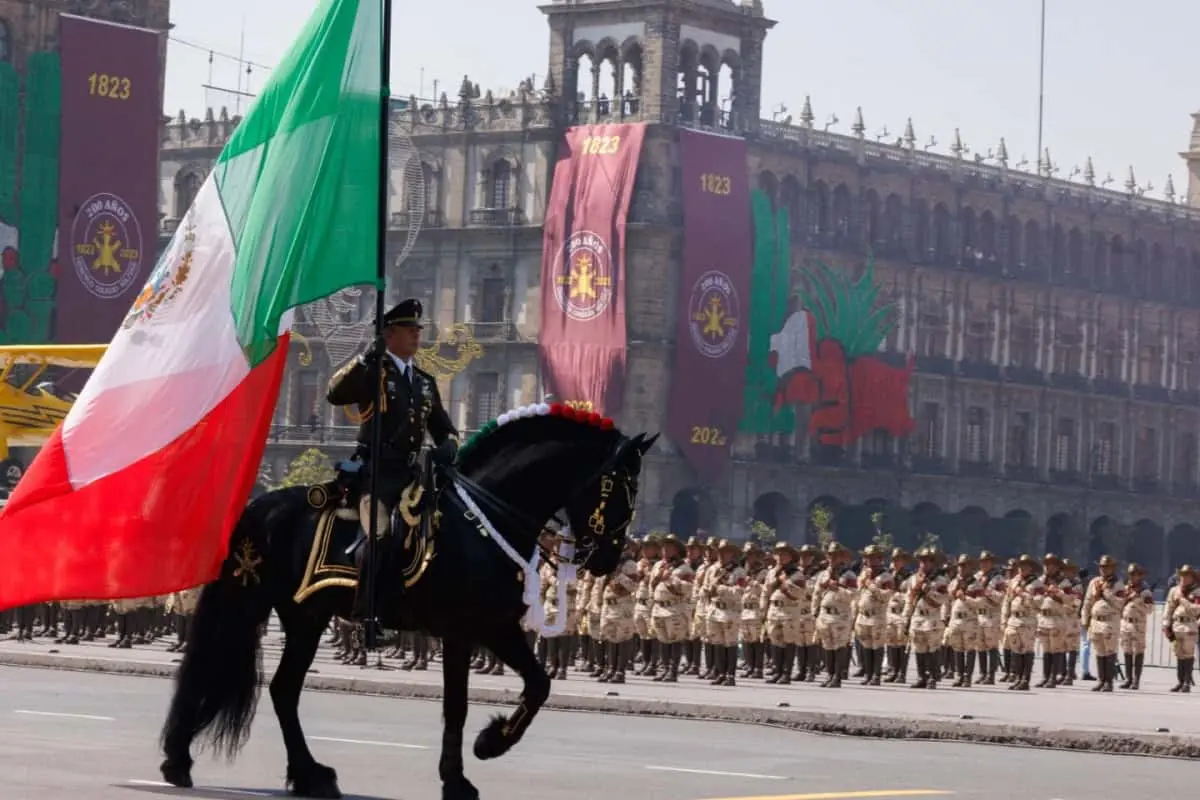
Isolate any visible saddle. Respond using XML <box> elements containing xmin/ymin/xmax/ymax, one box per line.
<box><xmin>293</xmin><ymin>459</ymin><xmax>442</xmax><ymax>606</ymax></box>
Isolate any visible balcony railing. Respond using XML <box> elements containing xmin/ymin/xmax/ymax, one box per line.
<box><xmin>390</xmin><ymin>209</ymin><xmax>443</xmax><ymax>229</ymax></box>
<box><xmin>268</xmin><ymin>424</ymin><xmax>359</xmax><ymax>446</ymax></box>
<box><xmin>469</xmin><ymin>207</ymin><xmax>525</xmax><ymax>227</ymax></box>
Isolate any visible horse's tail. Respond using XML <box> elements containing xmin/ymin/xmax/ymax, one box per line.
<box><xmin>161</xmin><ymin>509</ymin><xmax>272</xmax><ymax>761</ymax></box>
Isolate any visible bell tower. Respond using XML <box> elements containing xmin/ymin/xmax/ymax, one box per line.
<box><xmin>540</xmin><ymin>0</ymin><xmax>776</xmax><ymax>133</ymax></box>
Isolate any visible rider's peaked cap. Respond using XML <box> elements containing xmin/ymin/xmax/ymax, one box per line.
<box><xmin>379</xmin><ymin>298</ymin><xmax>424</xmax><ymax>328</ymax></box>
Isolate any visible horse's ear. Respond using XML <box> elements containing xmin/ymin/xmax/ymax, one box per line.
<box><xmin>637</xmin><ymin>433</ymin><xmax>659</xmax><ymax>454</ymax></box>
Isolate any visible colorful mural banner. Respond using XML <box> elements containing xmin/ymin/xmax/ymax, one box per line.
<box><xmin>769</xmin><ymin>257</ymin><xmax>916</xmax><ymax>446</ymax></box>
<box><xmin>538</xmin><ymin>123</ymin><xmax>645</xmax><ymax>416</ymax></box>
<box><xmin>666</xmin><ymin>129</ymin><xmax>753</xmax><ymax>483</ymax></box>
<box><xmin>55</xmin><ymin>14</ymin><xmax>160</xmax><ymax>344</ymax></box>
<box><xmin>741</xmin><ymin>189</ymin><xmax>795</xmax><ymax>435</ymax></box>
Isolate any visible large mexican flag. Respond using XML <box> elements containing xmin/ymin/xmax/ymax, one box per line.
<box><xmin>0</xmin><ymin>0</ymin><xmax>383</xmax><ymax>609</ymax></box>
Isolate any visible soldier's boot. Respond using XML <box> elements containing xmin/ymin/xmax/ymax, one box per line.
<box><xmin>1091</xmin><ymin>653</ymin><xmax>1108</xmax><ymax>692</ymax></box>
<box><xmin>765</xmin><ymin>646</ymin><xmax>785</xmax><ymax>684</ymax></box>
<box><xmin>819</xmin><ymin>649</ymin><xmax>837</xmax><ymax>688</ymax></box>
<box><xmin>857</xmin><ymin>647</ymin><xmax>873</xmax><ymax>685</ymax></box>
<box><xmin>556</xmin><ymin>638</ymin><xmax>571</xmax><ymax>680</ymax></box>
<box><xmin>1035</xmin><ymin>654</ymin><xmax>1052</xmax><ymax>688</ymax></box>
<box><xmin>723</xmin><ymin>646</ymin><xmax>738</xmax><ymax>687</ymax></box>
<box><xmin>824</xmin><ymin>648</ymin><xmax>844</xmax><ymax>688</ymax></box>
<box><xmin>1103</xmin><ymin>654</ymin><xmax>1119</xmax><ymax>692</ymax></box>
<box><xmin>886</xmin><ymin>646</ymin><xmax>904</xmax><ymax>683</ymax></box>
<box><xmin>609</xmin><ymin>641</ymin><xmax>630</xmax><ymax>684</ymax></box>
<box><xmin>951</xmin><ymin>652</ymin><xmax>967</xmax><ymax>687</ymax></box>
<box><xmin>754</xmin><ymin>642</ymin><xmax>767</xmax><ymax>679</ymax></box>
<box><xmin>975</xmin><ymin>650</ymin><xmax>990</xmax><ymax>684</ymax></box>
<box><xmin>926</xmin><ymin>650</ymin><xmax>940</xmax><ymax>689</ymax></box>
<box><xmin>1020</xmin><ymin>651</ymin><xmax>1036</xmax><ymax>690</ymax></box>
<box><xmin>791</xmin><ymin>643</ymin><xmax>807</xmax><ymax>684</ymax></box>
<box><xmin>634</xmin><ymin>638</ymin><xmax>651</xmax><ymax>675</ymax></box>
<box><xmin>1007</xmin><ymin>653</ymin><xmax>1024</xmax><ymax>690</ymax></box>
<box><xmin>707</xmin><ymin>646</ymin><xmax>726</xmax><ymax>685</ymax></box>
<box><xmin>868</xmin><ymin>648</ymin><xmax>883</xmax><ymax>685</ymax></box>
<box><xmin>942</xmin><ymin>645</ymin><xmax>954</xmax><ymax>679</ymax></box>
<box><xmin>417</xmin><ymin>635</ymin><xmax>431</xmax><ymax>670</ymax></box>
<box><xmin>908</xmin><ymin>654</ymin><xmax>927</xmax><ymax>689</ymax></box>
<box><xmin>738</xmin><ymin>642</ymin><xmax>753</xmax><ymax>677</ymax></box>
<box><xmin>988</xmin><ymin>648</ymin><xmax>1001</xmax><ymax>683</ymax></box>
<box><xmin>852</xmin><ymin>640</ymin><xmax>865</xmax><ymax>678</ymax></box>
<box><xmin>597</xmin><ymin>643</ymin><xmax>617</xmax><ymax>682</ymax></box>
<box><xmin>1000</xmin><ymin>649</ymin><xmax>1013</xmax><ymax>682</ymax></box>
<box><xmin>1062</xmin><ymin>651</ymin><xmax>1076</xmax><ymax>685</ymax></box>
<box><xmin>898</xmin><ymin>648</ymin><xmax>912</xmax><ymax>683</ymax></box>
<box><xmin>1045</xmin><ymin>653</ymin><xmax>1060</xmax><ymax>688</ymax></box>
<box><xmin>808</xmin><ymin>644</ymin><xmax>824</xmax><ymax>681</ymax></box>
<box><xmin>779</xmin><ymin>646</ymin><xmax>795</xmax><ymax>685</ymax></box>
<box><xmin>1119</xmin><ymin>653</ymin><xmax>1134</xmax><ymax>689</ymax></box>
<box><xmin>1130</xmin><ymin>653</ymin><xmax>1143</xmax><ymax>690</ymax></box>
<box><xmin>1181</xmin><ymin>659</ymin><xmax>1194</xmax><ymax>693</ymax></box>
<box><xmin>793</xmin><ymin>645</ymin><xmax>809</xmax><ymax>681</ymax></box>
<box><xmin>962</xmin><ymin>651</ymin><xmax>975</xmax><ymax>688</ymax></box>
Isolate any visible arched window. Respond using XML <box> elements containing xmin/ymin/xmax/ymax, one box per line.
<box><xmin>174</xmin><ymin>171</ymin><xmax>203</xmax><ymax>218</ymax></box>
<box><xmin>0</xmin><ymin>20</ymin><xmax>11</xmax><ymax>63</ymax></box>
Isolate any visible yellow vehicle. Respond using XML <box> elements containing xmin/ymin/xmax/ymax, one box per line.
<box><xmin>0</xmin><ymin>344</ymin><xmax>106</xmax><ymax>488</ymax></box>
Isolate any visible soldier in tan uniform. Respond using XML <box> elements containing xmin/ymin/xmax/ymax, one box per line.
<box><xmin>693</xmin><ymin>536</ymin><xmax>719</xmax><ymax>678</ymax></box>
<box><xmin>575</xmin><ymin>570</ymin><xmax>595</xmax><ymax>673</ymax></box>
<box><xmin>1082</xmin><ymin>554</ymin><xmax>1124</xmax><ymax>693</ymax></box>
<box><xmin>704</xmin><ymin>539</ymin><xmax>747</xmax><ymax>686</ymax></box>
<box><xmin>739</xmin><ymin>542</ymin><xmax>768</xmax><ymax>679</ymax></box>
<box><xmin>1164</xmin><ymin>564</ymin><xmax>1200</xmax><ymax>693</ymax></box>
<box><xmin>633</xmin><ymin>535</ymin><xmax>662</xmax><ymax>676</ymax></box>
<box><xmin>974</xmin><ymin>551</ymin><xmax>1004</xmax><ymax>685</ymax></box>
<box><xmin>883</xmin><ymin>548</ymin><xmax>913</xmax><ymax>683</ymax></box>
<box><xmin>586</xmin><ymin>569</ymin><xmax>607</xmax><ymax>676</ymax></box>
<box><xmin>681</xmin><ymin>536</ymin><xmax>705</xmax><ymax>674</ymax></box>
<box><xmin>998</xmin><ymin>558</ymin><xmax>1018</xmax><ymax>682</ymax></box>
<box><xmin>166</xmin><ymin>588</ymin><xmax>202</xmax><ymax>653</ymax></box>
<box><xmin>945</xmin><ymin>554</ymin><xmax>981</xmax><ymax>687</ymax></box>
<box><xmin>1059</xmin><ymin>559</ymin><xmax>1083</xmax><ymax>685</ymax></box>
<box><xmin>852</xmin><ymin>544</ymin><xmax>890</xmax><ymax>685</ymax></box>
<box><xmin>812</xmin><ymin>542</ymin><xmax>856</xmax><ymax>688</ymax></box>
<box><xmin>597</xmin><ymin>540</ymin><xmax>639</xmax><ymax>683</ymax></box>
<box><xmin>905</xmin><ymin>547</ymin><xmax>949</xmax><ymax>689</ymax></box>
<box><xmin>542</xmin><ymin>532</ymin><xmax>578</xmax><ymax>680</ymax></box>
<box><xmin>650</xmin><ymin>534</ymin><xmax>694</xmax><ymax>682</ymax></box>
<box><xmin>763</xmin><ymin>542</ymin><xmax>804</xmax><ymax>684</ymax></box>
<box><xmin>1034</xmin><ymin>553</ymin><xmax>1068</xmax><ymax>689</ymax></box>
<box><xmin>1005</xmin><ymin>554</ymin><xmax>1039</xmax><ymax>691</ymax></box>
<box><xmin>1117</xmin><ymin>562</ymin><xmax>1154</xmax><ymax>690</ymax></box>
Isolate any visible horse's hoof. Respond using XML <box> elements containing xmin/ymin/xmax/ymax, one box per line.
<box><xmin>159</xmin><ymin>757</ymin><xmax>193</xmax><ymax>789</ymax></box>
<box><xmin>287</xmin><ymin>762</ymin><xmax>342</xmax><ymax>799</ymax></box>
<box><xmin>442</xmin><ymin>777</ymin><xmax>481</xmax><ymax>800</ymax></box>
<box><xmin>473</xmin><ymin>714</ymin><xmax>513</xmax><ymax>761</ymax></box>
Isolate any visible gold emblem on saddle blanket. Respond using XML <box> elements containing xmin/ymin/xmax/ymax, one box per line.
<box><xmin>232</xmin><ymin>539</ymin><xmax>263</xmax><ymax>587</ymax></box>
<box><xmin>293</xmin><ymin>480</ymin><xmax>438</xmax><ymax>604</ymax></box>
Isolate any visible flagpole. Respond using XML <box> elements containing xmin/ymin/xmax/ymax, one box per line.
<box><xmin>364</xmin><ymin>0</ymin><xmax>393</xmax><ymax>652</ymax></box>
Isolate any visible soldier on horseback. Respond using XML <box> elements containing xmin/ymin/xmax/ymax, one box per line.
<box><xmin>325</xmin><ymin>298</ymin><xmax>458</xmax><ymax>623</ymax></box>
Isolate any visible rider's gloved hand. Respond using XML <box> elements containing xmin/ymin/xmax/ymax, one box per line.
<box><xmin>360</xmin><ymin>336</ymin><xmax>385</xmax><ymax>366</ymax></box>
<box><xmin>432</xmin><ymin>438</ymin><xmax>458</xmax><ymax>466</ymax></box>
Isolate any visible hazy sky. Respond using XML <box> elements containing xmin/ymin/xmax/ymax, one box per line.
<box><xmin>164</xmin><ymin>0</ymin><xmax>1199</xmax><ymax>202</ymax></box>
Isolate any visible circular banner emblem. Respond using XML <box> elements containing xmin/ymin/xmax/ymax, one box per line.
<box><xmin>688</xmin><ymin>270</ymin><xmax>740</xmax><ymax>358</ymax></box>
<box><xmin>553</xmin><ymin>230</ymin><xmax>613</xmax><ymax>323</ymax></box>
<box><xmin>71</xmin><ymin>192</ymin><xmax>144</xmax><ymax>300</ymax></box>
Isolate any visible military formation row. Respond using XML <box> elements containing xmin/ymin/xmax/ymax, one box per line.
<box><xmin>529</xmin><ymin>533</ymin><xmax>1200</xmax><ymax>694</ymax></box>
<box><xmin>0</xmin><ymin>589</ymin><xmax>202</xmax><ymax>649</ymax></box>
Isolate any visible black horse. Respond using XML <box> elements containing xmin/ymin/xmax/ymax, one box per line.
<box><xmin>160</xmin><ymin>407</ymin><xmax>657</xmax><ymax>800</ymax></box>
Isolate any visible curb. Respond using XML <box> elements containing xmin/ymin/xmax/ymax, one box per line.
<box><xmin>2</xmin><ymin>651</ymin><xmax>1197</xmax><ymax>759</ymax></box>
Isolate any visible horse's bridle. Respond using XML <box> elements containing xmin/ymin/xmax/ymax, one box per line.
<box><xmin>441</xmin><ymin>437</ymin><xmax>639</xmax><ymax>567</ymax></box>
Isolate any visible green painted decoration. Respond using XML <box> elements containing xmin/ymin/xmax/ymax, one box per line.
<box><xmin>16</xmin><ymin>52</ymin><xmax>61</xmax><ymax>344</ymax></box>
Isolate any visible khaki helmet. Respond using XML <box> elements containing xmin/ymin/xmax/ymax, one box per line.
<box><xmin>1042</xmin><ymin>552</ymin><xmax>1062</xmax><ymax>565</ymax></box>
<box><xmin>1178</xmin><ymin>564</ymin><xmax>1196</xmax><ymax>578</ymax></box>
<box><xmin>1127</xmin><ymin>562</ymin><xmax>1146</xmax><ymax>577</ymax></box>
<box><xmin>773</xmin><ymin>541</ymin><xmax>797</xmax><ymax>557</ymax></box>
<box><xmin>743</xmin><ymin>540</ymin><xmax>763</xmax><ymax>556</ymax></box>
<box><xmin>1098</xmin><ymin>554</ymin><xmax>1117</xmax><ymax>568</ymax></box>
<box><xmin>661</xmin><ymin>534</ymin><xmax>684</xmax><ymax>553</ymax></box>
<box><xmin>891</xmin><ymin>547</ymin><xmax>911</xmax><ymax>562</ymax></box>
<box><xmin>798</xmin><ymin>544</ymin><xmax>819</xmax><ymax>556</ymax></box>
<box><xmin>717</xmin><ymin>538</ymin><xmax>740</xmax><ymax>555</ymax></box>
<box><xmin>956</xmin><ymin>554</ymin><xmax>974</xmax><ymax>567</ymax></box>
<box><xmin>1016</xmin><ymin>553</ymin><xmax>1037</xmax><ymax>567</ymax></box>
<box><xmin>861</xmin><ymin>544</ymin><xmax>885</xmax><ymax>558</ymax></box>
<box><xmin>978</xmin><ymin>550</ymin><xmax>996</xmax><ymax>562</ymax></box>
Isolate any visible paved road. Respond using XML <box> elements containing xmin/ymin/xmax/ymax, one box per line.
<box><xmin>2</xmin><ymin>636</ymin><xmax>1198</xmax><ymax>742</ymax></box>
<box><xmin>0</xmin><ymin>666</ymin><xmax>1195</xmax><ymax>800</ymax></box>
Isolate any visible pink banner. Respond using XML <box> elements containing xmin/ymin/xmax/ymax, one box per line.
<box><xmin>538</xmin><ymin>123</ymin><xmax>645</xmax><ymax>416</ymax></box>
<box><xmin>55</xmin><ymin>14</ymin><xmax>160</xmax><ymax>343</ymax></box>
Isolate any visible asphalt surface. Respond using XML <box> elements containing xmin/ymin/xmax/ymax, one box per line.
<box><xmin>0</xmin><ymin>666</ymin><xmax>1197</xmax><ymax>800</ymax></box>
<box><xmin>3</xmin><ymin>636</ymin><xmax>1199</xmax><ymax>744</ymax></box>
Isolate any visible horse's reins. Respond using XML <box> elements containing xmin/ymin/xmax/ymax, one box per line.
<box><xmin>439</xmin><ymin>437</ymin><xmax>638</xmax><ymax>566</ymax></box>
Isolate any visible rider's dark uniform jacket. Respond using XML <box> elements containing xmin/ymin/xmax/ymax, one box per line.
<box><xmin>326</xmin><ymin>351</ymin><xmax>456</xmax><ymax>499</ymax></box>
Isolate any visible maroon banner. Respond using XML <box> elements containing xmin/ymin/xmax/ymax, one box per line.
<box><xmin>667</xmin><ymin>130</ymin><xmax>753</xmax><ymax>482</ymax></box>
<box><xmin>539</xmin><ymin>123</ymin><xmax>645</xmax><ymax>417</ymax></box>
<box><xmin>55</xmin><ymin>14</ymin><xmax>160</xmax><ymax>344</ymax></box>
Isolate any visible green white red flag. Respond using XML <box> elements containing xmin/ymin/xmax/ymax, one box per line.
<box><xmin>0</xmin><ymin>0</ymin><xmax>383</xmax><ymax>609</ymax></box>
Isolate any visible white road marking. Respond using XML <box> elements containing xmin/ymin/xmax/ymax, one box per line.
<box><xmin>125</xmin><ymin>779</ymin><xmax>270</xmax><ymax>796</ymax></box>
<box><xmin>312</xmin><ymin>735</ymin><xmax>428</xmax><ymax>750</ymax></box>
<box><xmin>644</xmin><ymin>765</ymin><xmax>789</xmax><ymax>780</ymax></box>
<box><xmin>14</xmin><ymin>709</ymin><xmax>114</xmax><ymax>721</ymax></box>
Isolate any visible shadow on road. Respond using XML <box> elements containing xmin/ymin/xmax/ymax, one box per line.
<box><xmin>116</xmin><ymin>782</ymin><xmax>395</xmax><ymax>800</ymax></box>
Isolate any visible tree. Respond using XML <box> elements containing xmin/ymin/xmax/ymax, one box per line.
<box><xmin>810</xmin><ymin>504</ymin><xmax>835</xmax><ymax>548</ymax></box>
<box><xmin>749</xmin><ymin>519</ymin><xmax>777</xmax><ymax>546</ymax></box>
<box><xmin>870</xmin><ymin>510</ymin><xmax>894</xmax><ymax>550</ymax></box>
<box><xmin>276</xmin><ymin>448</ymin><xmax>336</xmax><ymax>488</ymax></box>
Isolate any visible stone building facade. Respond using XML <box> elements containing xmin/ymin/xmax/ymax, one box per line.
<box><xmin>157</xmin><ymin>0</ymin><xmax>1200</xmax><ymax>579</ymax></box>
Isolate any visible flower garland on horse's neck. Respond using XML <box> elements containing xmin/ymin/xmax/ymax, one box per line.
<box><xmin>457</xmin><ymin>402</ymin><xmax>616</xmax><ymax>463</ymax></box>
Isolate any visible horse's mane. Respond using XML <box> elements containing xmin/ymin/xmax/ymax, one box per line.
<box><xmin>456</xmin><ymin>403</ymin><xmax>624</xmax><ymax>477</ymax></box>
